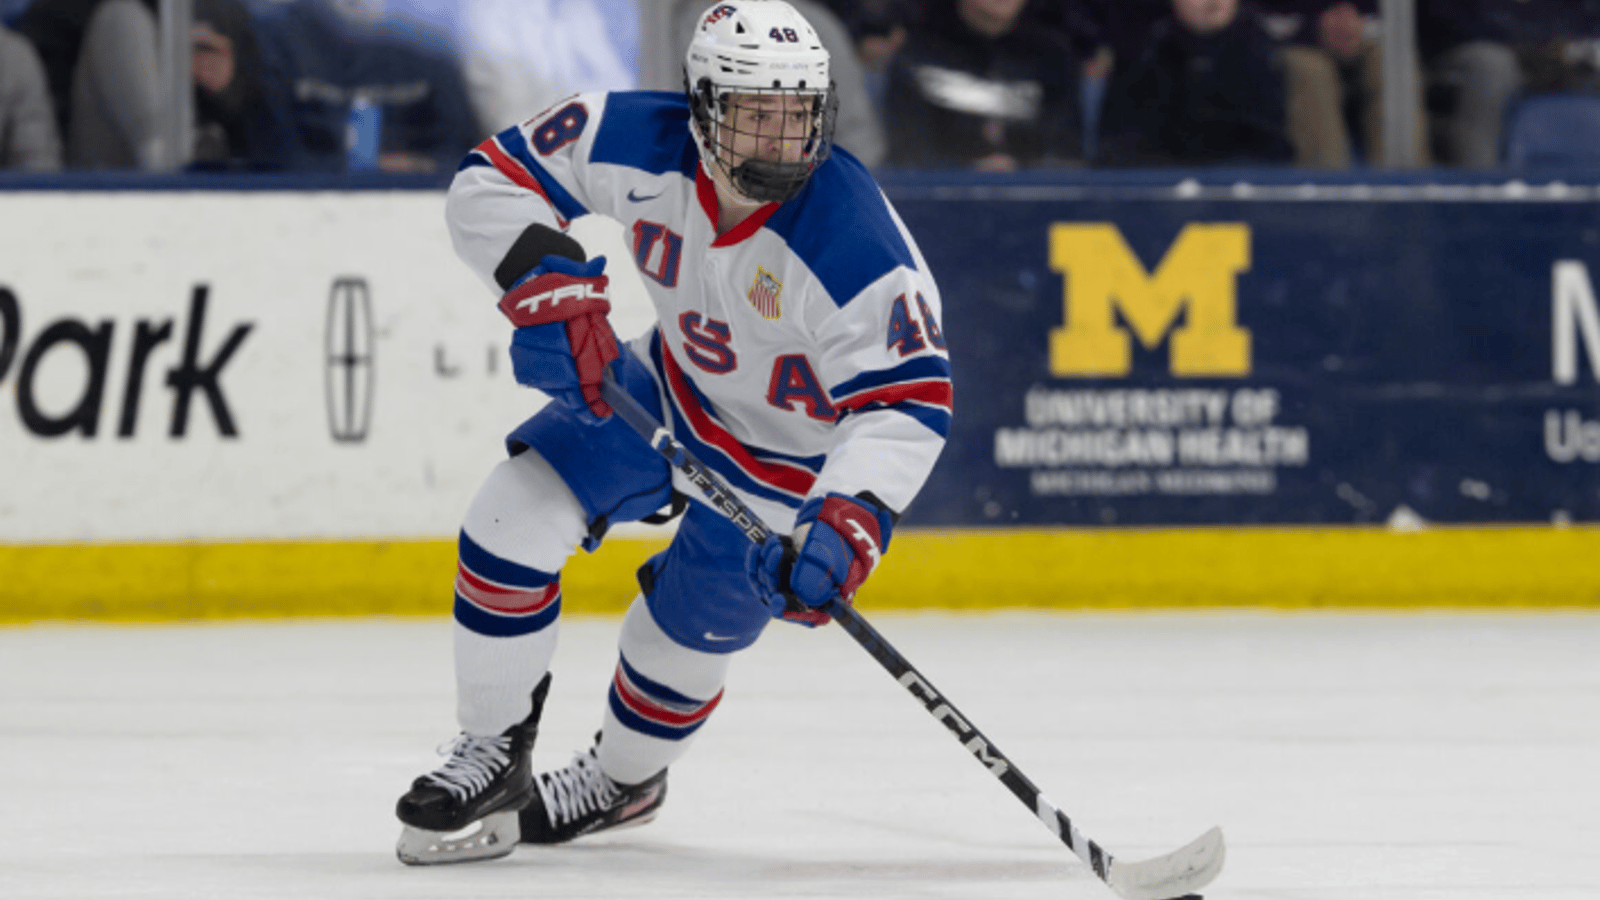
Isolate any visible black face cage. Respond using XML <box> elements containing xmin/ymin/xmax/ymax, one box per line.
<box><xmin>689</xmin><ymin>76</ymin><xmax>839</xmax><ymax>203</ymax></box>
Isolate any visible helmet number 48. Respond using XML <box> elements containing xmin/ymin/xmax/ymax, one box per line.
<box><xmin>769</xmin><ymin>27</ymin><xmax>800</xmax><ymax>42</ymax></box>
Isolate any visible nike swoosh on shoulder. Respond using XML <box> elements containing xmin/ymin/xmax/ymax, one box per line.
<box><xmin>627</xmin><ymin>188</ymin><xmax>663</xmax><ymax>202</ymax></box>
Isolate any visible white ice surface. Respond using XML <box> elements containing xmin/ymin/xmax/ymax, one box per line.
<box><xmin>1</xmin><ymin>611</ymin><xmax>1596</xmax><ymax>899</ymax></box>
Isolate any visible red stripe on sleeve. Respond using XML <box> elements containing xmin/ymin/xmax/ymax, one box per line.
<box><xmin>477</xmin><ymin>136</ymin><xmax>570</xmax><ymax>229</ymax></box>
<box><xmin>835</xmin><ymin>379</ymin><xmax>954</xmax><ymax>413</ymax></box>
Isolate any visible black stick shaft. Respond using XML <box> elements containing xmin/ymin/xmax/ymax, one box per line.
<box><xmin>597</xmin><ymin>371</ymin><xmax>1115</xmax><ymax>882</ymax></box>
<box><xmin>826</xmin><ymin>601</ymin><xmax>1113</xmax><ymax>878</ymax></box>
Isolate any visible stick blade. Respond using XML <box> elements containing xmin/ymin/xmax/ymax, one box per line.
<box><xmin>1103</xmin><ymin>826</ymin><xmax>1225</xmax><ymax>900</ymax></box>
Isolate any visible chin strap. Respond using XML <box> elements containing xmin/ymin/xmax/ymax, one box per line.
<box><xmin>731</xmin><ymin>158</ymin><xmax>812</xmax><ymax>203</ymax></box>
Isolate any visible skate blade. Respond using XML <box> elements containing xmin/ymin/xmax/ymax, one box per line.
<box><xmin>396</xmin><ymin>810</ymin><xmax>520</xmax><ymax>866</ymax></box>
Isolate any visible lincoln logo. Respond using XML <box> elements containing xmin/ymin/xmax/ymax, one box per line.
<box><xmin>325</xmin><ymin>277</ymin><xmax>374</xmax><ymax>443</ymax></box>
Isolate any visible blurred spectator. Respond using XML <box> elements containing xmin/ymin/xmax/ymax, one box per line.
<box><xmin>299</xmin><ymin>0</ymin><xmax>640</xmax><ymax>140</ymax></box>
<box><xmin>251</xmin><ymin>0</ymin><xmax>480</xmax><ymax>173</ymax></box>
<box><xmin>818</xmin><ymin>0</ymin><xmax>921</xmax><ymax>119</ymax></box>
<box><xmin>1421</xmin><ymin>1</ymin><xmax>1600</xmax><ymax>166</ymax></box>
<box><xmin>1516</xmin><ymin>1</ymin><xmax>1600</xmax><ymax>96</ymax></box>
<box><xmin>1433</xmin><ymin>0</ymin><xmax>1600</xmax><ymax>166</ymax></box>
<box><xmin>1414</xmin><ymin>0</ymin><xmax>1600</xmax><ymax>168</ymax></box>
<box><xmin>1</xmin><ymin>21</ymin><xmax>61</xmax><ymax>169</ymax></box>
<box><xmin>1015</xmin><ymin>0</ymin><xmax>1121</xmax><ymax>158</ymax></box>
<box><xmin>1042</xmin><ymin>0</ymin><xmax>1181</xmax><ymax>158</ymax></box>
<box><xmin>883</xmin><ymin>0</ymin><xmax>1083</xmax><ymax>171</ymax></box>
<box><xmin>1073</xmin><ymin>0</ymin><xmax>1171</xmax><ymax>68</ymax></box>
<box><xmin>17</xmin><ymin>0</ymin><xmax>165</xmax><ymax>169</ymax></box>
<box><xmin>1416</xmin><ymin>0</ymin><xmax>1528</xmax><ymax>167</ymax></box>
<box><xmin>1266</xmin><ymin>0</ymin><xmax>1429</xmax><ymax>167</ymax></box>
<box><xmin>2</xmin><ymin>0</ymin><xmax>33</xmax><ymax>26</ymax></box>
<box><xmin>189</xmin><ymin>0</ymin><xmax>298</xmax><ymax>170</ymax></box>
<box><xmin>452</xmin><ymin>0</ymin><xmax>640</xmax><ymax>136</ymax></box>
<box><xmin>1020</xmin><ymin>0</ymin><xmax>1106</xmax><ymax>62</ymax></box>
<box><xmin>641</xmin><ymin>0</ymin><xmax>885</xmax><ymax>167</ymax></box>
<box><xmin>1095</xmin><ymin>0</ymin><xmax>1293</xmax><ymax>166</ymax></box>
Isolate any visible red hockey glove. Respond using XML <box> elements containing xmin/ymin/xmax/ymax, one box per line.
<box><xmin>747</xmin><ymin>492</ymin><xmax>897</xmax><ymax>627</ymax></box>
<box><xmin>498</xmin><ymin>255</ymin><xmax>618</xmax><ymax>423</ymax></box>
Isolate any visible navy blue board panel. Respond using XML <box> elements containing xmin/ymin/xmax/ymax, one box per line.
<box><xmin>889</xmin><ymin>193</ymin><xmax>1600</xmax><ymax>526</ymax></box>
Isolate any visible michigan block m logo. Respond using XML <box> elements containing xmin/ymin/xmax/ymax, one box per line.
<box><xmin>1048</xmin><ymin>223</ymin><xmax>1252</xmax><ymax>377</ymax></box>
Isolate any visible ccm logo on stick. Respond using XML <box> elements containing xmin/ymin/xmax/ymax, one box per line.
<box><xmin>896</xmin><ymin>671</ymin><xmax>1009</xmax><ymax>777</ymax></box>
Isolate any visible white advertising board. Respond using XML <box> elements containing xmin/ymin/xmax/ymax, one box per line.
<box><xmin>0</xmin><ymin>192</ymin><xmax>655</xmax><ymax>543</ymax></box>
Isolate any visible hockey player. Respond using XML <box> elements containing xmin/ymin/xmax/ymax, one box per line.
<box><xmin>394</xmin><ymin>0</ymin><xmax>952</xmax><ymax>865</ymax></box>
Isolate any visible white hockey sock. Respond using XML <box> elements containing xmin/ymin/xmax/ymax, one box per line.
<box><xmin>596</xmin><ymin>596</ymin><xmax>733</xmax><ymax>785</ymax></box>
<box><xmin>454</xmin><ymin>622</ymin><xmax>559</xmax><ymax>736</ymax></box>
<box><xmin>453</xmin><ymin>450</ymin><xmax>588</xmax><ymax>736</ymax></box>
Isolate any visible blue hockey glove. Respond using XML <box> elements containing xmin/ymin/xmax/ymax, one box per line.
<box><xmin>498</xmin><ymin>254</ymin><xmax>618</xmax><ymax>425</ymax></box>
<box><xmin>747</xmin><ymin>492</ymin><xmax>897</xmax><ymax>627</ymax></box>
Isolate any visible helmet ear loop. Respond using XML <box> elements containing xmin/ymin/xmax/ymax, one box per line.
<box><xmin>794</xmin><ymin>86</ymin><xmax>839</xmax><ymax>172</ymax></box>
<box><xmin>800</xmin><ymin>95</ymin><xmax>821</xmax><ymax>157</ymax></box>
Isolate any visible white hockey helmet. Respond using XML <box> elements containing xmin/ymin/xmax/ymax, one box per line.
<box><xmin>685</xmin><ymin>1</ymin><xmax>839</xmax><ymax>202</ymax></box>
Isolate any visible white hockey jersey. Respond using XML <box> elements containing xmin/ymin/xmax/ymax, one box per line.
<box><xmin>447</xmin><ymin>91</ymin><xmax>952</xmax><ymax>531</ymax></box>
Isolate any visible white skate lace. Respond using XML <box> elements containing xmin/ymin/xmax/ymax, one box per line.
<box><xmin>536</xmin><ymin>751</ymin><xmax>619</xmax><ymax>827</ymax></box>
<box><xmin>422</xmin><ymin>734</ymin><xmax>514</xmax><ymax>802</ymax></box>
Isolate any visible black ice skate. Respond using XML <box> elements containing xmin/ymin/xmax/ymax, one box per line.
<box><xmin>517</xmin><ymin>741</ymin><xmax>667</xmax><ymax>844</ymax></box>
<box><xmin>394</xmin><ymin>673</ymin><xmax>551</xmax><ymax>865</ymax></box>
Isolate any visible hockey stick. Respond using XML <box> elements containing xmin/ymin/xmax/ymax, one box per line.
<box><xmin>598</xmin><ymin>370</ymin><xmax>1224</xmax><ymax>900</ymax></box>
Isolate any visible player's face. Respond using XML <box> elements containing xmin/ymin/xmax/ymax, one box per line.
<box><xmin>722</xmin><ymin>93</ymin><xmax>814</xmax><ymax>169</ymax></box>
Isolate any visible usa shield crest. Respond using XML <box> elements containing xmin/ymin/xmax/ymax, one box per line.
<box><xmin>747</xmin><ymin>267</ymin><xmax>782</xmax><ymax>319</ymax></box>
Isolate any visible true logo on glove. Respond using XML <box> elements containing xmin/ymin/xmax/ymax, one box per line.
<box><xmin>843</xmin><ymin>518</ymin><xmax>881</xmax><ymax>571</ymax></box>
<box><xmin>512</xmin><ymin>281</ymin><xmax>609</xmax><ymax>317</ymax></box>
